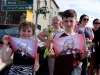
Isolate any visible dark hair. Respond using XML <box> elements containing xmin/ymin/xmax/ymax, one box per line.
<box><xmin>62</xmin><ymin>9</ymin><xmax>77</xmax><ymax>19</ymax></box>
<box><xmin>93</xmin><ymin>18</ymin><xmax>99</xmax><ymax>24</ymax></box>
<box><xmin>78</xmin><ymin>14</ymin><xmax>89</xmax><ymax>24</ymax></box>
<box><xmin>19</xmin><ymin>21</ymin><xmax>35</xmax><ymax>35</ymax></box>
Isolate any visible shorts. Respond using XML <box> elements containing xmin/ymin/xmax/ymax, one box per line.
<box><xmin>8</xmin><ymin>65</ymin><xmax>34</xmax><ymax>75</ymax></box>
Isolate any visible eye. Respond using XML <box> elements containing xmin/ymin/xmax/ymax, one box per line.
<box><xmin>70</xmin><ymin>20</ymin><xmax>74</xmax><ymax>22</ymax></box>
<box><xmin>22</xmin><ymin>30</ymin><xmax>26</xmax><ymax>32</ymax></box>
<box><xmin>28</xmin><ymin>30</ymin><xmax>31</xmax><ymax>32</ymax></box>
<box><xmin>64</xmin><ymin>20</ymin><xmax>68</xmax><ymax>22</ymax></box>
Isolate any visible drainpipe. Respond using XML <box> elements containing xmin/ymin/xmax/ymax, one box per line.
<box><xmin>49</xmin><ymin>0</ymin><xmax>52</xmax><ymax>25</ymax></box>
<box><xmin>35</xmin><ymin>0</ymin><xmax>40</xmax><ymax>29</ymax></box>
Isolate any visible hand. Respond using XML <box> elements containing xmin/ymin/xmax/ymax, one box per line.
<box><xmin>86</xmin><ymin>38</ymin><xmax>92</xmax><ymax>43</ymax></box>
<box><xmin>90</xmin><ymin>43</ymin><xmax>95</xmax><ymax>48</ymax></box>
<box><xmin>34</xmin><ymin>62</ymin><xmax>39</xmax><ymax>72</ymax></box>
<box><xmin>81</xmin><ymin>50</ymin><xmax>91</xmax><ymax>59</ymax></box>
<box><xmin>2</xmin><ymin>35</ymin><xmax>10</xmax><ymax>45</ymax></box>
<box><xmin>84</xmin><ymin>50</ymin><xmax>90</xmax><ymax>57</ymax></box>
<box><xmin>44</xmin><ymin>40</ymin><xmax>53</xmax><ymax>48</ymax></box>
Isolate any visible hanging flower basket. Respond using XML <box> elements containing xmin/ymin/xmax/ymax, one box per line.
<box><xmin>38</xmin><ymin>6</ymin><xmax>50</xmax><ymax>15</ymax></box>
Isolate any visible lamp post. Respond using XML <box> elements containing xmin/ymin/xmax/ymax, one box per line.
<box><xmin>35</xmin><ymin>0</ymin><xmax>47</xmax><ymax>29</ymax></box>
<box><xmin>35</xmin><ymin>0</ymin><xmax>40</xmax><ymax>29</ymax></box>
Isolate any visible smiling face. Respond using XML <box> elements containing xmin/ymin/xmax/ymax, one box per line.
<box><xmin>80</xmin><ymin>15</ymin><xmax>89</xmax><ymax>26</ymax></box>
<box><xmin>19</xmin><ymin>26</ymin><xmax>33</xmax><ymax>39</ymax></box>
<box><xmin>67</xmin><ymin>43</ymin><xmax>74</xmax><ymax>49</ymax></box>
<box><xmin>19</xmin><ymin>22</ymin><xmax>35</xmax><ymax>39</ymax></box>
<box><xmin>63</xmin><ymin>38</ymin><xmax>75</xmax><ymax>51</ymax></box>
<box><xmin>52</xmin><ymin>16</ymin><xmax>61</xmax><ymax>29</ymax></box>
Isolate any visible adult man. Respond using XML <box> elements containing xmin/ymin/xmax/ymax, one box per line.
<box><xmin>37</xmin><ymin>16</ymin><xmax>63</xmax><ymax>75</ymax></box>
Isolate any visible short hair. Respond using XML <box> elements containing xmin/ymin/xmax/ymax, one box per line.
<box><xmin>52</xmin><ymin>16</ymin><xmax>58</xmax><ymax>21</ymax></box>
<box><xmin>62</xmin><ymin>9</ymin><xmax>77</xmax><ymax>19</ymax></box>
<box><xmin>19</xmin><ymin>21</ymin><xmax>35</xmax><ymax>35</ymax></box>
<box><xmin>51</xmin><ymin>16</ymin><xmax>61</xmax><ymax>22</ymax></box>
<box><xmin>51</xmin><ymin>16</ymin><xmax>61</xmax><ymax>26</ymax></box>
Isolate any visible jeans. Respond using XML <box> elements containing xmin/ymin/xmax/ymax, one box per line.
<box><xmin>71</xmin><ymin>62</ymin><xmax>82</xmax><ymax>75</ymax></box>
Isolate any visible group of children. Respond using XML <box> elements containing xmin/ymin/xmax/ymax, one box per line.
<box><xmin>1</xmin><ymin>9</ymin><xmax>100</xmax><ymax>75</ymax></box>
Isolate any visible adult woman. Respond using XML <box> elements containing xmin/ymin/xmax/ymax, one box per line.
<box><xmin>76</xmin><ymin>14</ymin><xmax>94</xmax><ymax>75</ymax></box>
<box><xmin>92</xmin><ymin>18</ymin><xmax>100</xmax><ymax>75</ymax></box>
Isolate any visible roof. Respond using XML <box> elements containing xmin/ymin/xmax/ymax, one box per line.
<box><xmin>52</xmin><ymin>0</ymin><xmax>59</xmax><ymax>9</ymax></box>
<box><xmin>58</xmin><ymin>11</ymin><xmax>63</xmax><ymax>17</ymax></box>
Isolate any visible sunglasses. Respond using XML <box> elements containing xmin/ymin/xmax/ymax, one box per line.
<box><xmin>94</xmin><ymin>22</ymin><xmax>100</xmax><ymax>24</ymax></box>
<box><xmin>83</xmin><ymin>18</ymin><xmax>89</xmax><ymax>21</ymax></box>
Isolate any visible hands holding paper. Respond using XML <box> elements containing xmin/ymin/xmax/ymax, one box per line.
<box><xmin>81</xmin><ymin>50</ymin><xmax>91</xmax><ymax>59</ymax></box>
<box><xmin>2</xmin><ymin>35</ymin><xmax>10</xmax><ymax>45</ymax></box>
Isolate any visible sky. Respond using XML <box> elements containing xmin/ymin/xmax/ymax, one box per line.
<box><xmin>55</xmin><ymin>0</ymin><xmax>100</xmax><ymax>28</ymax></box>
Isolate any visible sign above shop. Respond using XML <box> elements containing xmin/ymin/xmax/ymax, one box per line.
<box><xmin>1</xmin><ymin>0</ymin><xmax>33</xmax><ymax>11</ymax></box>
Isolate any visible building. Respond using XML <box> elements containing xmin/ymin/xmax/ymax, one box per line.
<box><xmin>0</xmin><ymin>0</ymin><xmax>59</xmax><ymax>30</ymax></box>
<box><xmin>33</xmin><ymin>0</ymin><xmax>60</xmax><ymax>30</ymax></box>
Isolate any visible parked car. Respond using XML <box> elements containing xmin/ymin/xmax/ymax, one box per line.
<box><xmin>0</xmin><ymin>24</ymin><xmax>19</xmax><ymax>75</ymax></box>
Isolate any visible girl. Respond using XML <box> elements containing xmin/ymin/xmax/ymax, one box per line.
<box><xmin>1</xmin><ymin>21</ymin><xmax>39</xmax><ymax>75</ymax></box>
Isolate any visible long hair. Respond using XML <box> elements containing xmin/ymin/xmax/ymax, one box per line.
<box><xmin>78</xmin><ymin>14</ymin><xmax>89</xmax><ymax>24</ymax></box>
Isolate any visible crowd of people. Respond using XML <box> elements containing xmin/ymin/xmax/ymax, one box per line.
<box><xmin>1</xmin><ymin>9</ymin><xmax>100</xmax><ymax>75</ymax></box>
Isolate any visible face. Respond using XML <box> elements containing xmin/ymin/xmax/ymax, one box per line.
<box><xmin>19</xmin><ymin>26</ymin><xmax>33</xmax><ymax>39</ymax></box>
<box><xmin>52</xmin><ymin>17</ymin><xmax>61</xmax><ymax>29</ymax></box>
<box><xmin>64</xmin><ymin>43</ymin><xmax>73</xmax><ymax>50</ymax></box>
<box><xmin>81</xmin><ymin>16</ymin><xmax>89</xmax><ymax>25</ymax></box>
<box><xmin>67</xmin><ymin>43</ymin><xmax>73</xmax><ymax>49</ymax></box>
<box><xmin>62</xmin><ymin>17</ymin><xmax>77</xmax><ymax>31</ymax></box>
<box><xmin>93</xmin><ymin>20</ymin><xmax>100</xmax><ymax>29</ymax></box>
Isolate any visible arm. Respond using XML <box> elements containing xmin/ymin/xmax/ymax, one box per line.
<box><xmin>34</xmin><ymin>53</ymin><xmax>39</xmax><ymax>71</ymax></box>
<box><xmin>90</xmin><ymin>29</ymin><xmax>94</xmax><ymax>40</ymax></box>
<box><xmin>86</xmin><ymin>30</ymin><xmax>94</xmax><ymax>43</ymax></box>
<box><xmin>1</xmin><ymin>35</ymin><xmax>13</xmax><ymax>63</ymax></box>
<box><xmin>37</xmin><ymin>31</ymin><xmax>48</xmax><ymax>42</ymax></box>
<box><xmin>37</xmin><ymin>31</ymin><xmax>51</xmax><ymax>47</ymax></box>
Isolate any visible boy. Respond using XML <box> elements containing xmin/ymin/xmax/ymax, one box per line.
<box><xmin>52</xmin><ymin>9</ymin><xmax>90</xmax><ymax>75</ymax></box>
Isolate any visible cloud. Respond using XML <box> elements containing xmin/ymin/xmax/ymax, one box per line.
<box><xmin>55</xmin><ymin>0</ymin><xmax>100</xmax><ymax>27</ymax></box>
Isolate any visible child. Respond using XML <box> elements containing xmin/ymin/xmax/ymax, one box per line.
<box><xmin>52</xmin><ymin>9</ymin><xmax>90</xmax><ymax>75</ymax></box>
<box><xmin>1</xmin><ymin>21</ymin><xmax>39</xmax><ymax>75</ymax></box>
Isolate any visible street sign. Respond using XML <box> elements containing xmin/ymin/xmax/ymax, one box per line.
<box><xmin>1</xmin><ymin>0</ymin><xmax>33</xmax><ymax>11</ymax></box>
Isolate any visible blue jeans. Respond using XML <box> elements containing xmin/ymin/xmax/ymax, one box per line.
<box><xmin>71</xmin><ymin>62</ymin><xmax>82</xmax><ymax>75</ymax></box>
